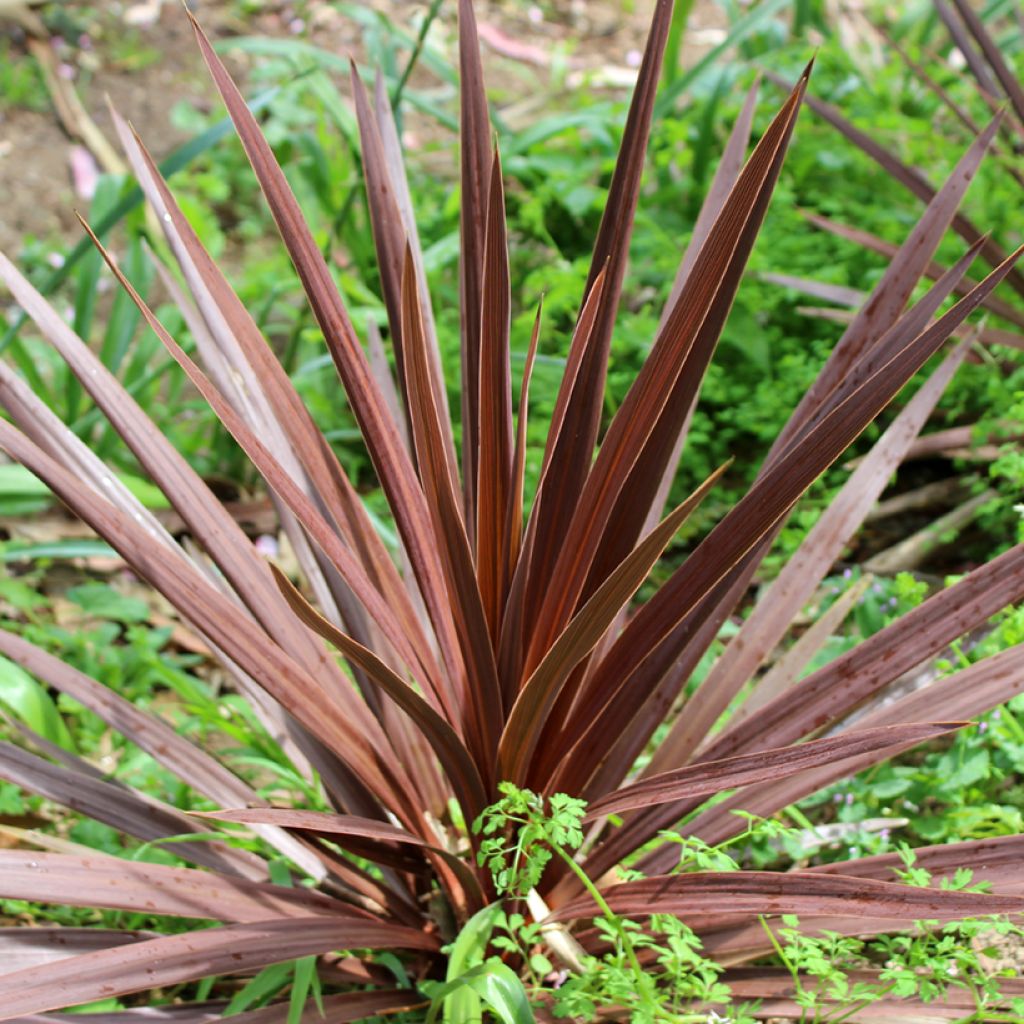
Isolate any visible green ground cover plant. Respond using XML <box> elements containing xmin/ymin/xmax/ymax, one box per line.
<box><xmin>0</xmin><ymin>0</ymin><xmax>1023</xmax><ymax>1021</ymax></box>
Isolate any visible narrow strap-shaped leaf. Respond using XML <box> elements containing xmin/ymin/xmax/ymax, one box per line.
<box><xmin>0</xmin><ymin>743</ymin><xmax>263</xmax><ymax>880</ymax></box>
<box><xmin>79</xmin><ymin>227</ymin><xmax>442</xmax><ymax>812</ymax></box>
<box><xmin>810</xmin><ymin>833</ymin><xmax>1024</xmax><ymax>888</ymax></box>
<box><xmin>629</xmin><ymin>76</ymin><xmax>761</xmax><ymax>547</ymax></box>
<box><xmin>350</xmin><ymin>65</ymin><xmax>457</xmax><ymax>491</ymax></box>
<box><xmin>779</xmin><ymin>238</ymin><xmax>986</xmax><ymax>455</ymax></box>
<box><xmin>934</xmin><ymin>0</ymin><xmax>1001</xmax><ymax>99</ymax></box>
<box><xmin>79</xmin><ymin>218</ymin><xmax>452</xmax><ymax>725</ymax></box>
<box><xmin>113</xmin><ymin>113</ymin><xmax>436</xmax><ymax>686</ymax></box>
<box><xmin>400</xmin><ymin>247</ymin><xmax>503</xmax><ymax>774</ymax></box>
<box><xmin>658</xmin><ymin>75</ymin><xmax>761</xmax><ymax>332</ymax></box>
<box><xmin>457</xmin><ymin>0</ymin><xmax>492</xmax><ymax>539</ymax></box>
<box><xmin>672</xmin><ymin>643</ymin><xmax>1024</xmax><ymax>868</ymax></box>
<box><xmin>476</xmin><ymin>147</ymin><xmax>514</xmax><ymax>642</ymax></box>
<box><xmin>728</xmin><ymin>573</ymin><xmax>873</xmax><ymax>726</ymax></box>
<box><xmin>271</xmin><ymin>565</ymin><xmax>488</xmax><ymax>826</ymax></box>
<box><xmin>524</xmin><ymin>67</ymin><xmax>811</xmax><ymax>675</ymax></box>
<box><xmin>196</xmin><ymin>807</ymin><xmax>486</xmax><ymax>911</ymax></box>
<box><xmin>0</xmin><ymin>252</ymin><xmax>356</xmax><ymax>711</ymax></box>
<box><xmin>948</xmin><ymin>0</ymin><xmax>1024</xmax><ymax>128</ymax></box>
<box><xmin>499</xmin><ymin>463</ymin><xmax>728</xmax><ymax>784</ymax></box>
<box><xmin>707</xmin><ymin>541</ymin><xmax>1024</xmax><ymax>767</ymax></box>
<box><xmin>0</xmin><ymin>420</ymin><xmax>398</xmax><ymax>810</ymax></box>
<box><xmin>498</xmin><ymin>299</ymin><xmax>542</xmax><ymax>710</ymax></box>
<box><xmin>521</xmin><ymin>0</ymin><xmax>674</xmax><ymax>637</ymax></box>
<box><xmin>374</xmin><ymin>69</ymin><xmax>449</xmax><ymax>426</ymax></box>
<box><xmin>584</xmin><ymin>722</ymin><xmax>958</xmax><ymax>819</ymax></box>
<box><xmin>803</xmin><ymin>210</ymin><xmax>1024</xmax><ymax>331</ymax></box>
<box><xmin>782</xmin><ymin>78</ymin><xmax>1024</xmax><ymax>298</ymax></box>
<box><xmin>0</xmin><ymin>928</ymin><xmax>149</xmax><ymax>973</ymax></box>
<box><xmin>0</xmin><ymin>851</ymin><xmax>352</xmax><ymax>922</ymax></box>
<box><xmin>0</xmin><ymin>918</ymin><xmax>438</xmax><ymax>1020</ymax></box>
<box><xmin>548</xmin><ymin>871</ymin><xmax>1024</xmax><ymax>926</ymax></box>
<box><xmin>0</xmin><ymin>629</ymin><xmax>322</xmax><ymax>879</ymax></box>
<box><xmin>501</xmin><ymin>268</ymin><xmax>608</xmax><ymax>693</ymax></box>
<box><xmin>564</xmin><ymin>247</ymin><xmax>1022</xmax><ymax>806</ymax></box>
<box><xmin>574</xmin><ymin>77</ymin><xmax>792</xmax><ymax>621</ymax></box>
<box><xmin>579</xmin><ymin>542</ymin><xmax>1024</xmax><ymax>887</ymax></box>
<box><xmin>188</xmin><ymin>13</ymin><xmax>464</xmax><ymax>688</ymax></box>
<box><xmin>658</xmin><ymin>322</ymin><xmax>973</xmax><ymax>769</ymax></box>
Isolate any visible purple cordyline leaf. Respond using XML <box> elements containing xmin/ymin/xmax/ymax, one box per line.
<box><xmin>0</xmin><ymin>328</ymin><xmax>333</xmax><ymax>807</ymax></box>
<box><xmin>0</xmin><ymin>918</ymin><xmax>438</xmax><ymax>1020</ymax></box>
<box><xmin>8</xmin><ymin>1007</ymin><xmax>224</xmax><ymax>1024</ymax></box>
<box><xmin>660</xmin><ymin>77</ymin><xmax>762</xmax><ymax>332</ymax></box>
<box><xmin>501</xmin><ymin>268</ymin><xmax>610</xmax><ymax>692</ymax></box>
<box><xmin>373</xmin><ymin>69</ymin><xmax>448</xmax><ymax>429</ymax></box>
<box><xmin>779</xmin><ymin>242</ymin><xmax>985</xmax><ymax>455</ymax></box>
<box><xmin>78</xmin><ymin>217</ymin><xmax>452</xmax><ymax>733</ymax></box>
<box><xmin>811</xmin><ymin>833</ymin><xmax>1024</xmax><ymax>891</ymax></box>
<box><xmin>522</xmin><ymin>67</ymin><xmax>811</xmax><ymax>684</ymax></box>
<box><xmin>548</xmin><ymin>871</ymin><xmax>1024</xmax><ymax>926</ymax></box>
<box><xmin>0</xmin><ymin>743</ymin><xmax>265</xmax><ymax>880</ymax></box>
<box><xmin>0</xmin><ymin>250</ymin><xmax>369</xmax><ymax>727</ymax></box>
<box><xmin>457</xmin><ymin>0</ymin><xmax>491</xmax><ymax>541</ymax></box>
<box><xmin>760</xmin><ymin>272</ymin><xmax>866</xmax><ymax>307</ymax></box>
<box><xmin>188</xmin><ymin>14</ymin><xmax>465</xmax><ymax>692</ymax></box>
<box><xmin>0</xmin><ymin>929</ymin><xmax>150</xmax><ymax>972</ymax></box>
<box><xmin>498</xmin><ymin>463</ymin><xmax>729</xmax><ymax>785</ymax></box>
<box><xmin>671</xmin><ymin>643</ymin><xmax>1024</xmax><ymax>868</ymax></box>
<box><xmin>707</xmin><ymin>857</ymin><xmax>1024</xmax><ymax>961</ymax></box>
<box><xmin>112</xmin><ymin>111</ymin><xmax>439</xmax><ymax>699</ymax></box>
<box><xmin>562</xmin><ymin>245</ymin><xmax>1021</xmax><ymax>794</ymax></box>
<box><xmin>0</xmin><ymin>421</ymin><xmax>404</xmax><ymax>816</ymax></box>
<box><xmin>583</xmin><ymin>722</ymin><xmax>960</xmax><ymax>819</ymax></box>
<box><xmin>580</xmin><ymin>541</ymin><xmax>1024</xmax><ymax>887</ymax></box>
<box><xmin>728</xmin><ymin>574</ymin><xmax>873</xmax><ymax>726</ymax></box>
<box><xmin>594</xmin><ymin>78</ymin><xmax>763</xmax><ymax>620</ymax></box>
<box><xmin>652</xmin><ymin>329</ymin><xmax>972</xmax><ymax>771</ymax></box>
<box><xmin>270</xmin><ymin>565</ymin><xmax>489</xmax><ymax>828</ymax></box>
<box><xmin>18</xmin><ymin>991</ymin><xmax>426</xmax><ymax>1024</ymax></box>
<box><xmin>718</xmin><ymin>968</ymin><xmax>1024</xmax><ymax>1018</ymax></box>
<box><xmin>0</xmin><ymin>851</ymin><xmax>353</xmax><ymax>922</ymax></box>
<box><xmin>934</xmin><ymin>0</ymin><xmax>1001</xmax><ymax>100</ymax></box>
<box><xmin>0</xmin><ymin>630</ymin><xmax>322</xmax><ymax>877</ymax></box>
<box><xmin>350</xmin><ymin>65</ymin><xmax>456</xmax><ymax>487</ymax></box>
<box><xmin>476</xmin><ymin>147</ymin><xmax>514</xmax><ymax>644</ymax></box>
<box><xmin>523</xmin><ymin>0</ymin><xmax>675</xmax><ymax>624</ymax></box>
<box><xmin>526</xmin><ymin>74</ymin><xmax>813</xmax><ymax>773</ymax></box>
<box><xmin>574</xmin><ymin>117</ymin><xmax>1013</xmax><ymax>800</ymax></box>
<box><xmin>400</xmin><ymin>246</ymin><xmax>503</xmax><ymax>773</ymax></box>
<box><xmin>551</xmin><ymin>79</ymin><xmax>762</xmax><ymax>726</ymax></box>
<box><xmin>803</xmin><ymin>211</ymin><xmax>1024</xmax><ymax>331</ymax></box>
<box><xmin>772</xmin><ymin>115</ymin><xmax>1002</xmax><ymax>462</ymax></box>
<box><xmin>779</xmin><ymin>81</ymin><xmax>1024</xmax><ymax>298</ymax></box>
<box><xmin>497</xmin><ymin>300</ymin><xmax>543</xmax><ymax>709</ymax></box>
<box><xmin>195</xmin><ymin>806</ymin><xmax>486</xmax><ymax>911</ymax></box>
<box><xmin>366</xmin><ymin>318</ymin><xmax>409</xmax><ymax>448</ymax></box>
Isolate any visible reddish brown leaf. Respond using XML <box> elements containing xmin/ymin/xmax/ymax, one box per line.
<box><xmin>549</xmin><ymin>871</ymin><xmax>1024</xmax><ymax>925</ymax></box>
<box><xmin>0</xmin><ymin>852</ymin><xmax>350</xmax><ymax>922</ymax></box>
<box><xmin>0</xmin><ymin>918</ymin><xmax>437</xmax><ymax>1020</ymax></box>
<box><xmin>585</xmin><ymin>722</ymin><xmax>959</xmax><ymax>819</ymax></box>
<box><xmin>188</xmin><ymin>13</ymin><xmax>464</xmax><ymax>692</ymax></box>
<box><xmin>399</xmin><ymin>246</ymin><xmax>503</xmax><ymax>773</ymax></box>
<box><xmin>499</xmin><ymin>463</ymin><xmax>728</xmax><ymax>784</ymax></box>
<box><xmin>476</xmin><ymin>146</ymin><xmax>514</xmax><ymax>643</ymax></box>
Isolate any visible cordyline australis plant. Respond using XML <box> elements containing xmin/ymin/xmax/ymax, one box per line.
<box><xmin>0</xmin><ymin>0</ymin><xmax>1023</xmax><ymax>1020</ymax></box>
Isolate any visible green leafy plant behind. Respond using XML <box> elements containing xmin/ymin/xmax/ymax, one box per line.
<box><xmin>0</xmin><ymin>1</ymin><xmax>1023</xmax><ymax>1020</ymax></box>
